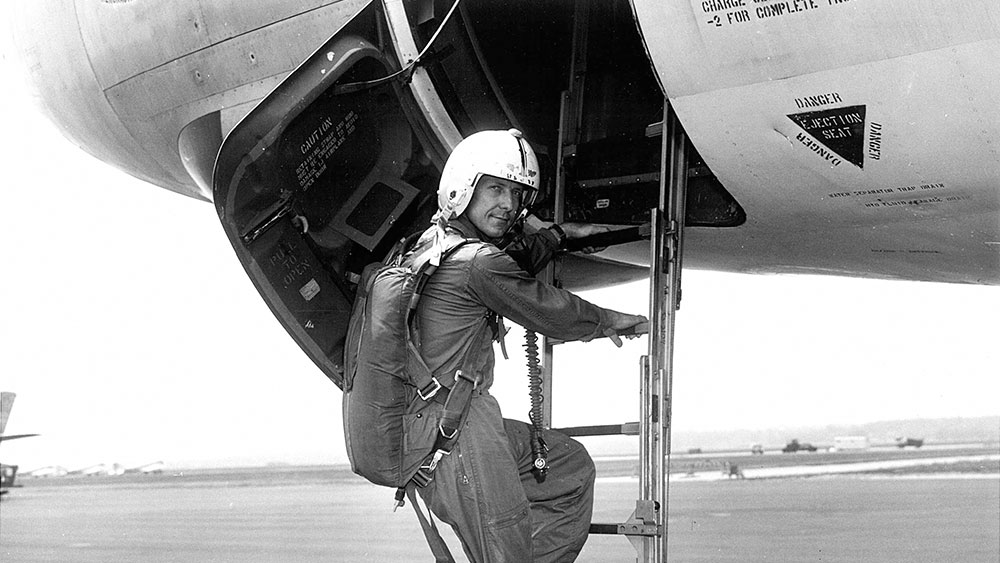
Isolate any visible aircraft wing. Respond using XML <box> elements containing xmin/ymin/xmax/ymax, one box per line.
<box><xmin>1</xmin><ymin>392</ymin><xmax>21</xmax><ymax>437</ymax></box>
<box><xmin>1</xmin><ymin>393</ymin><xmax>38</xmax><ymax>450</ymax></box>
<box><xmin>0</xmin><ymin>434</ymin><xmax>40</xmax><ymax>443</ymax></box>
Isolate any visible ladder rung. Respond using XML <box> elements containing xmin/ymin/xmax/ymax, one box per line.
<box><xmin>589</xmin><ymin>523</ymin><xmax>661</xmax><ymax>536</ymax></box>
<box><xmin>552</xmin><ymin>422</ymin><xmax>639</xmax><ymax>437</ymax></box>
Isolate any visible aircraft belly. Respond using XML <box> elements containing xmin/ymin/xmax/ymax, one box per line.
<box><xmin>631</xmin><ymin>0</ymin><xmax>1000</xmax><ymax>284</ymax></box>
<box><xmin>680</xmin><ymin>212</ymin><xmax>1000</xmax><ymax>284</ymax></box>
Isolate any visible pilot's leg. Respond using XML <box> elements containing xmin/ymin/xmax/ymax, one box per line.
<box><xmin>418</xmin><ymin>393</ymin><xmax>532</xmax><ymax>563</ymax></box>
<box><xmin>503</xmin><ymin>419</ymin><xmax>596</xmax><ymax>563</ymax></box>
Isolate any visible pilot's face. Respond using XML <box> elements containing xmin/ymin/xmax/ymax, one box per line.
<box><xmin>463</xmin><ymin>175</ymin><xmax>526</xmax><ymax>239</ymax></box>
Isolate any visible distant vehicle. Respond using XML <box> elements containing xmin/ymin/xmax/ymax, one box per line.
<box><xmin>782</xmin><ymin>439</ymin><xmax>818</xmax><ymax>453</ymax></box>
<box><xmin>687</xmin><ymin>448</ymin><xmax>703</xmax><ymax>454</ymax></box>
<box><xmin>750</xmin><ymin>444</ymin><xmax>764</xmax><ymax>455</ymax></box>
<box><xmin>895</xmin><ymin>437</ymin><xmax>924</xmax><ymax>448</ymax></box>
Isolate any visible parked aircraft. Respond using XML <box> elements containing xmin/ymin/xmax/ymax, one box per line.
<box><xmin>70</xmin><ymin>463</ymin><xmax>127</xmax><ymax>477</ymax></box>
<box><xmin>0</xmin><ymin>393</ymin><xmax>37</xmax><ymax>444</ymax></box>
<box><xmin>127</xmin><ymin>461</ymin><xmax>166</xmax><ymax>475</ymax></box>
<box><xmin>1</xmin><ymin>392</ymin><xmax>39</xmax><ymax>495</ymax></box>
<box><xmin>27</xmin><ymin>466</ymin><xmax>69</xmax><ymax>478</ymax></box>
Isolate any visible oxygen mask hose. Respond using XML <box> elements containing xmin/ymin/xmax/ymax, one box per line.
<box><xmin>524</xmin><ymin>330</ymin><xmax>548</xmax><ymax>481</ymax></box>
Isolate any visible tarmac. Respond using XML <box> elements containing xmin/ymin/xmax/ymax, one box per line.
<box><xmin>2</xmin><ymin>454</ymin><xmax>997</xmax><ymax>562</ymax></box>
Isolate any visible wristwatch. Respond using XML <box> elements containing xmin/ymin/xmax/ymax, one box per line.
<box><xmin>549</xmin><ymin>223</ymin><xmax>567</xmax><ymax>248</ymax></box>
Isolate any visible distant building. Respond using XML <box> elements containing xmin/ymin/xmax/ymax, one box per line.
<box><xmin>832</xmin><ymin>436</ymin><xmax>869</xmax><ymax>451</ymax></box>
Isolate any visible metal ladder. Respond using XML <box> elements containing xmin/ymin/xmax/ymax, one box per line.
<box><xmin>545</xmin><ymin>90</ymin><xmax>688</xmax><ymax>562</ymax></box>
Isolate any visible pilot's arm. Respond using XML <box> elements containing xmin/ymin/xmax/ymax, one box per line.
<box><xmin>505</xmin><ymin>219</ymin><xmax>613</xmax><ymax>275</ymax></box>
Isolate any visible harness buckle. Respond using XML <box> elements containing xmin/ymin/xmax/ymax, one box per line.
<box><xmin>417</xmin><ymin>377</ymin><xmax>442</xmax><ymax>401</ymax></box>
<box><xmin>438</xmin><ymin>423</ymin><xmax>459</xmax><ymax>440</ymax></box>
<box><xmin>410</xmin><ymin>469</ymin><xmax>432</xmax><ymax>488</ymax></box>
<box><xmin>421</xmin><ymin>449</ymin><xmax>450</xmax><ymax>473</ymax></box>
<box><xmin>454</xmin><ymin>369</ymin><xmax>478</xmax><ymax>389</ymax></box>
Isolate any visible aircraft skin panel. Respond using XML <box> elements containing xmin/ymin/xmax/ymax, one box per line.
<box><xmin>74</xmin><ymin>0</ymin><xmax>347</xmax><ymax>87</ymax></box>
<box><xmin>96</xmin><ymin>0</ymin><xmax>364</xmax><ymax>196</ymax></box>
<box><xmin>631</xmin><ymin>0</ymin><xmax>1000</xmax><ymax>284</ymax></box>
<box><xmin>102</xmin><ymin>2</ymin><xmax>369</xmax><ymax>121</ymax></box>
<box><xmin>674</xmin><ymin>44</ymin><xmax>1000</xmax><ymax>231</ymax></box>
<box><xmin>4</xmin><ymin>0</ymin><xmax>367</xmax><ymax>201</ymax></box>
<box><xmin>632</xmin><ymin>0</ymin><xmax>1000</xmax><ymax>98</ymax></box>
<box><xmin>5</xmin><ymin>0</ymin><xmax>182</xmax><ymax>196</ymax></box>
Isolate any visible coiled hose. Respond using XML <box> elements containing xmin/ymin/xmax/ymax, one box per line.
<box><xmin>524</xmin><ymin>330</ymin><xmax>548</xmax><ymax>481</ymax></box>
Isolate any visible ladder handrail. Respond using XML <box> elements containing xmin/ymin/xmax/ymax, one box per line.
<box><xmin>543</xmin><ymin>100</ymin><xmax>689</xmax><ymax>562</ymax></box>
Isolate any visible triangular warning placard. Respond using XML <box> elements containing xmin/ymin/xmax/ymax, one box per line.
<box><xmin>788</xmin><ymin>105</ymin><xmax>866</xmax><ymax>168</ymax></box>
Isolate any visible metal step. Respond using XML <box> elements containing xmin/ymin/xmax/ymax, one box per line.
<box><xmin>589</xmin><ymin>500</ymin><xmax>662</xmax><ymax>536</ymax></box>
<box><xmin>552</xmin><ymin>422</ymin><xmax>640</xmax><ymax>437</ymax></box>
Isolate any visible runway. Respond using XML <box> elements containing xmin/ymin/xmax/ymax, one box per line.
<box><xmin>2</xmin><ymin>459</ymin><xmax>997</xmax><ymax>562</ymax></box>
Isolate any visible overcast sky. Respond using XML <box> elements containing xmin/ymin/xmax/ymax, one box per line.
<box><xmin>1</xmin><ymin>48</ymin><xmax>997</xmax><ymax>472</ymax></box>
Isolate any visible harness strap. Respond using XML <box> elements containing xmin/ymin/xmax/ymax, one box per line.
<box><xmin>399</xmin><ymin>320</ymin><xmax>488</xmax><ymax>562</ymax></box>
<box><xmin>439</xmin><ymin>368</ymin><xmax>477</xmax><ymax>438</ymax></box>
<box><xmin>403</xmin><ymin>235</ymin><xmax>472</xmax><ymax>402</ymax></box>
<box><xmin>391</xmin><ymin>233</ymin><xmax>493</xmax><ymax>562</ymax></box>
<box><xmin>406</xmin><ymin>484</ymin><xmax>456</xmax><ymax>563</ymax></box>
<box><xmin>407</xmin><ymin>319</ymin><xmax>491</xmax><ymax>489</ymax></box>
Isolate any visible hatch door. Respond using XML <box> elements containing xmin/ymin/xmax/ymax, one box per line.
<box><xmin>212</xmin><ymin>2</ymin><xmax>458</xmax><ymax>385</ymax></box>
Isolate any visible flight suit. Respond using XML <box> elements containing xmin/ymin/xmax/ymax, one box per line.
<box><xmin>411</xmin><ymin>217</ymin><xmax>616</xmax><ymax>562</ymax></box>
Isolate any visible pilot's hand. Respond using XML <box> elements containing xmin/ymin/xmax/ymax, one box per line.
<box><xmin>559</xmin><ymin>222</ymin><xmax>608</xmax><ymax>239</ymax></box>
<box><xmin>603</xmin><ymin>312</ymin><xmax>649</xmax><ymax>347</ymax></box>
<box><xmin>560</xmin><ymin>222</ymin><xmax>610</xmax><ymax>254</ymax></box>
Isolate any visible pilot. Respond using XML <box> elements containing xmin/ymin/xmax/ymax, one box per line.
<box><xmin>410</xmin><ymin>129</ymin><xmax>647</xmax><ymax>562</ymax></box>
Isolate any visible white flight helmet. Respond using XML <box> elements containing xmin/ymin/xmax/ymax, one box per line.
<box><xmin>436</xmin><ymin>128</ymin><xmax>540</xmax><ymax>221</ymax></box>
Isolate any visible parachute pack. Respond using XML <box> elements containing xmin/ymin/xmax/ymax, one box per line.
<box><xmin>341</xmin><ymin>231</ymin><xmax>489</xmax><ymax>489</ymax></box>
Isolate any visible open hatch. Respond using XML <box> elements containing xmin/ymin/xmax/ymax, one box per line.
<box><xmin>213</xmin><ymin>0</ymin><xmax>744</xmax><ymax>385</ymax></box>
